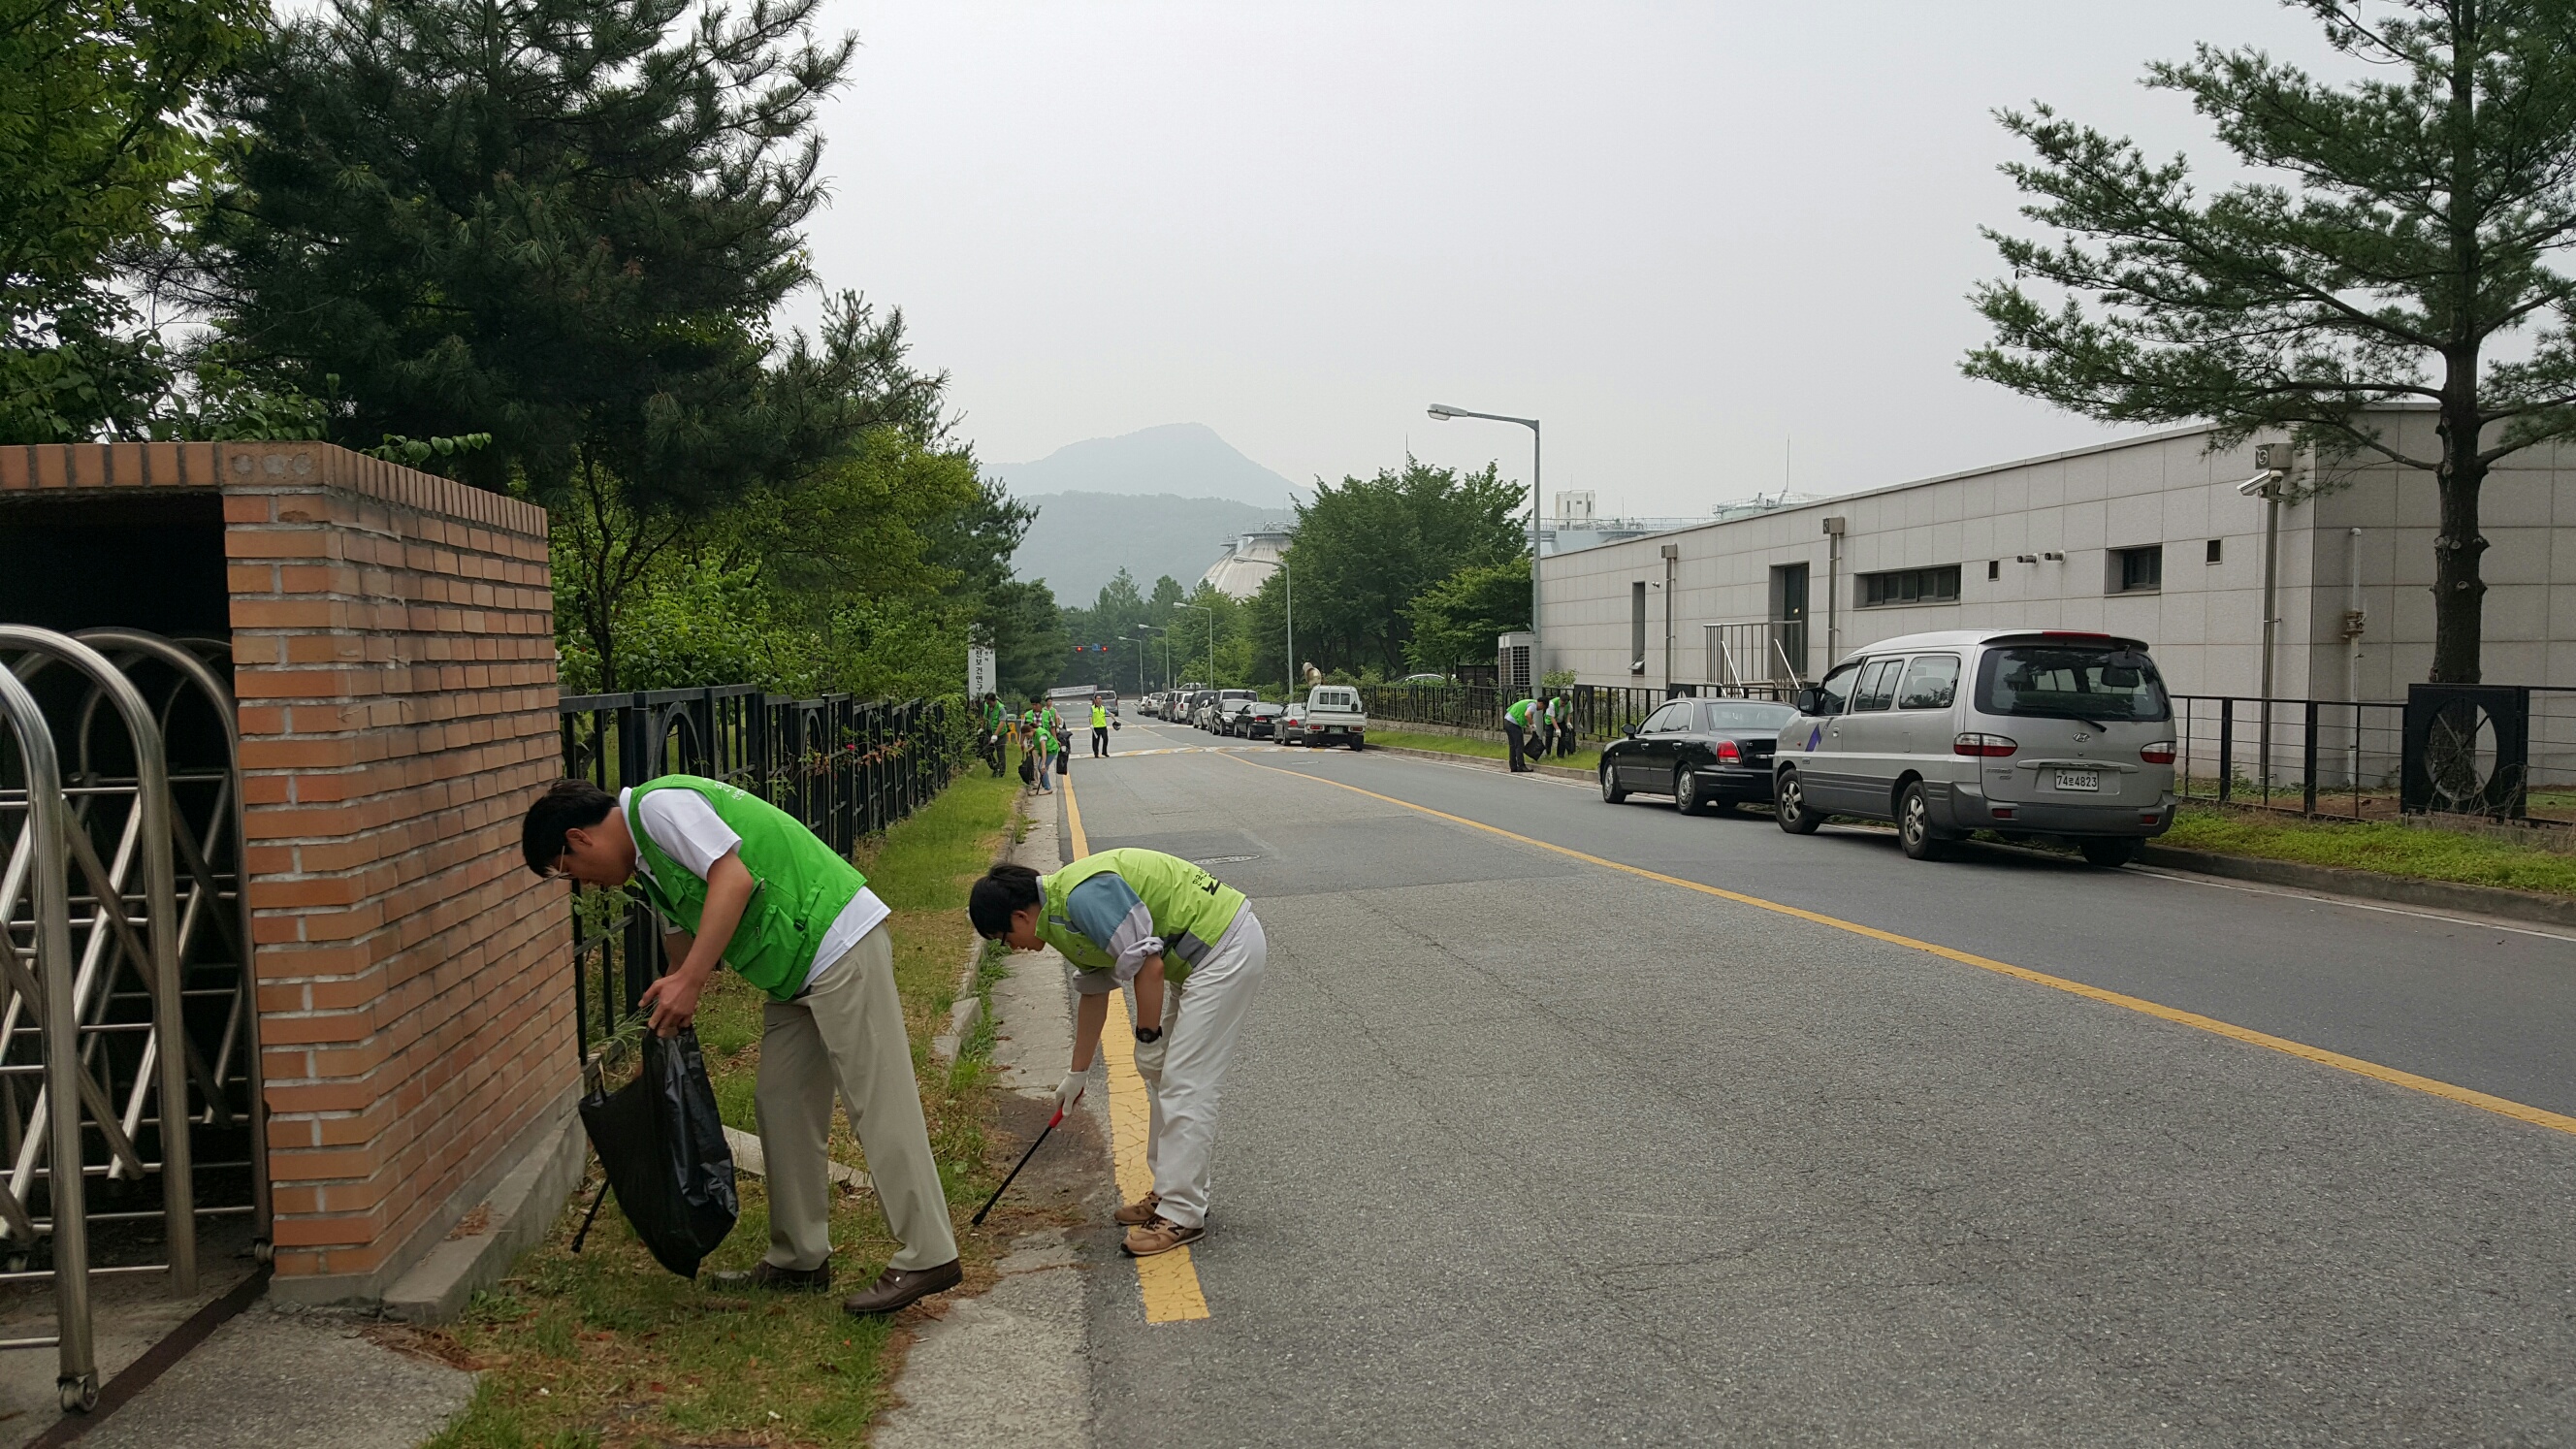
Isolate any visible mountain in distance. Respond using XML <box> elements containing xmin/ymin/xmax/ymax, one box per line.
<box><xmin>989</xmin><ymin>422</ymin><xmax>1300</xmax><ymax>510</ymax></box>
<box><xmin>1011</xmin><ymin>491</ymin><xmax>1287</xmax><ymax>610</ymax></box>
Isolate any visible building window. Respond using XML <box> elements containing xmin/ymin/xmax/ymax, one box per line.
<box><xmin>2206</xmin><ymin>538</ymin><xmax>2223</xmax><ymax>564</ymax></box>
<box><xmin>1987</xmin><ymin>560</ymin><xmax>2000</xmax><ymax>581</ymax></box>
<box><xmin>1630</xmin><ymin>581</ymin><xmax>1647</xmax><ymax>672</ymax></box>
<box><xmin>2111</xmin><ymin>545</ymin><xmax>2163</xmax><ymax>594</ymax></box>
<box><xmin>1857</xmin><ymin>564</ymin><xmax>1961</xmax><ymax>608</ymax></box>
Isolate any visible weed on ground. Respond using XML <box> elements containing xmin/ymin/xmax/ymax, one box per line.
<box><xmin>2163</xmin><ymin>804</ymin><xmax>2576</xmax><ymax>898</ymax></box>
<box><xmin>418</xmin><ymin>770</ymin><xmax>1023</xmax><ymax>1448</ymax></box>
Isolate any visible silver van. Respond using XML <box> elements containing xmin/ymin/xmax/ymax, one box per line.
<box><xmin>1771</xmin><ymin>629</ymin><xmax>2177</xmax><ymax>866</ymax></box>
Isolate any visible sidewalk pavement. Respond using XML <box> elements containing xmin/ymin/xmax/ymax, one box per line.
<box><xmin>69</xmin><ymin>1304</ymin><xmax>471</xmax><ymax>1449</ymax></box>
<box><xmin>873</xmin><ymin>798</ymin><xmax>1104</xmax><ymax>1449</ymax></box>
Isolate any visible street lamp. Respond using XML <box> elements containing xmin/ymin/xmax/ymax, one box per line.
<box><xmin>1429</xmin><ymin>402</ymin><xmax>1542</xmax><ymax>664</ymax></box>
<box><xmin>1135</xmin><ymin>624</ymin><xmax>1172</xmax><ymax>691</ymax></box>
<box><xmin>1121</xmin><ymin>633</ymin><xmax>1148</xmax><ymax>695</ymax></box>
<box><xmin>1172</xmin><ymin>603</ymin><xmax>1215</xmax><ymax>685</ymax></box>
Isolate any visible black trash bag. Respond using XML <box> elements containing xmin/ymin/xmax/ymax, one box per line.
<box><xmin>577</xmin><ymin>1026</ymin><xmax>738</xmax><ymax>1277</ymax></box>
<box><xmin>1018</xmin><ymin>751</ymin><xmax>1037</xmax><ymax>784</ymax></box>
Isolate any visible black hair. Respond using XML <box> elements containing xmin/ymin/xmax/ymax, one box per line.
<box><xmin>522</xmin><ymin>780</ymin><xmax>617</xmax><ymax>878</ymax></box>
<box><xmin>968</xmin><ymin>862</ymin><xmax>1044</xmax><ymax>939</ymax></box>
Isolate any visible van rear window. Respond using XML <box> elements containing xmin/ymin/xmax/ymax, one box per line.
<box><xmin>1975</xmin><ymin>644</ymin><xmax>2171</xmax><ymax>723</ymax></box>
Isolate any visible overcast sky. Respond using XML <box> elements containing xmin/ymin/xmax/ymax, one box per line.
<box><xmin>797</xmin><ymin>2</ymin><xmax>2341</xmax><ymax>516</ymax></box>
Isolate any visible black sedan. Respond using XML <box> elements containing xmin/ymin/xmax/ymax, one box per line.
<box><xmin>1230</xmin><ymin>701</ymin><xmax>1286</xmax><ymax>739</ymax></box>
<box><xmin>1598</xmin><ymin>698</ymin><xmax>1799</xmax><ymax>815</ymax></box>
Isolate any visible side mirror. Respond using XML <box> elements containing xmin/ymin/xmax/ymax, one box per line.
<box><xmin>1624</xmin><ymin>724</ymin><xmax>1639</xmax><ymax>739</ymax></box>
<box><xmin>1794</xmin><ymin>686</ymin><xmax>1826</xmax><ymax>716</ymax></box>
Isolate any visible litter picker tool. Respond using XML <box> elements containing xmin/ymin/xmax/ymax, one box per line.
<box><xmin>971</xmin><ymin>1107</ymin><xmax>1065</xmax><ymax>1226</ymax></box>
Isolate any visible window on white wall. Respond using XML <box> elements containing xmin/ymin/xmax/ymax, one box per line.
<box><xmin>1857</xmin><ymin>565</ymin><xmax>1961</xmax><ymax>608</ymax></box>
<box><xmin>2110</xmin><ymin>545</ymin><xmax>2163</xmax><ymax>594</ymax></box>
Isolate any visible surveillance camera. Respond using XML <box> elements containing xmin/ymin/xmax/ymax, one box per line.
<box><xmin>2236</xmin><ymin>471</ymin><xmax>2285</xmax><ymax>498</ymax></box>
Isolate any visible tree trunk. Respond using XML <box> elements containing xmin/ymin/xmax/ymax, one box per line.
<box><xmin>2429</xmin><ymin>400</ymin><xmax>2489</xmax><ymax>684</ymax></box>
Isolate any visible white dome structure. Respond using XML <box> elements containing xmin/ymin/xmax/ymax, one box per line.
<box><xmin>1199</xmin><ymin>528</ymin><xmax>1291</xmax><ymax>599</ymax></box>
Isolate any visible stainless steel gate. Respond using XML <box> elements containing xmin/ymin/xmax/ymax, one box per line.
<box><xmin>0</xmin><ymin>627</ymin><xmax>270</xmax><ymax>1412</ymax></box>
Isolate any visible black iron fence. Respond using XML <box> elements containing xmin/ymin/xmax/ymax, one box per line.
<box><xmin>2168</xmin><ymin>694</ymin><xmax>2404</xmax><ymax>820</ymax></box>
<box><xmin>557</xmin><ymin>687</ymin><xmax>964</xmax><ymax>1065</ymax></box>
<box><xmin>1363</xmin><ymin>680</ymin><xmax>1789</xmax><ymax>745</ymax></box>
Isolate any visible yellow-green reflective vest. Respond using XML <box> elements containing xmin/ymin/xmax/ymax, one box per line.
<box><xmin>1040</xmin><ymin>848</ymin><xmax>1245</xmax><ymax>983</ymax></box>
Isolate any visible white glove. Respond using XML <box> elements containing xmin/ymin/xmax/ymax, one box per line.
<box><xmin>1054</xmin><ymin>1072</ymin><xmax>1087</xmax><ymax>1113</ymax></box>
<box><xmin>1133</xmin><ymin>1034</ymin><xmax>1168</xmax><ymax>1079</ymax></box>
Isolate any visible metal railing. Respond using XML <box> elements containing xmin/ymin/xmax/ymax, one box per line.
<box><xmin>2168</xmin><ymin>693</ymin><xmax>2404</xmax><ymax>820</ymax></box>
<box><xmin>1364</xmin><ymin>680</ymin><xmax>1789</xmax><ymax>745</ymax></box>
<box><xmin>556</xmin><ymin>689</ymin><xmax>965</xmax><ymax>1067</ymax></box>
<box><xmin>1703</xmin><ymin>621</ymin><xmax>1806</xmax><ymax>687</ymax></box>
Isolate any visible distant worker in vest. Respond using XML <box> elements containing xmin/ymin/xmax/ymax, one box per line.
<box><xmin>1030</xmin><ymin>713</ymin><xmax>1057</xmax><ymax>794</ymax></box>
<box><xmin>970</xmin><ymin>850</ymin><xmax>1265</xmax><ymax>1257</ymax></box>
<box><xmin>1502</xmin><ymin>692</ymin><xmax>1541</xmax><ymax>772</ymax></box>
<box><xmin>1548</xmin><ymin>691</ymin><xmax>1574</xmax><ymax>757</ymax></box>
<box><xmin>981</xmin><ymin>693</ymin><xmax>1007</xmax><ymax>777</ymax></box>
<box><xmin>521</xmin><ymin>778</ymin><xmax>961</xmax><ymax>1316</ymax></box>
<box><xmin>1090</xmin><ymin>694</ymin><xmax>1111</xmax><ymax>757</ymax></box>
<box><xmin>1039</xmin><ymin>700</ymin><xmax>1066</xmax><ymax>777</ymax></box>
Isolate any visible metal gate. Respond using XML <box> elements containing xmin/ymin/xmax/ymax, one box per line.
<box><xmin>0</xmin><ymin>627</ymin><xmax>269</xmax><ymax>1412</ymax></box>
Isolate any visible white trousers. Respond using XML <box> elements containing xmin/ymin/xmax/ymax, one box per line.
<box><xmin>755</xmin><ymin>923</ymin><xmax>959</xmax><ymax>1272</ymax></box>
<box><xmin>1135</xmin><ymin>910</ymin><xmax>1266</xmax><ymax>1229</ymax></box>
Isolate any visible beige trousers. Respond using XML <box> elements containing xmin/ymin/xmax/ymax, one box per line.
<box><xmin>755</xmin><ymin>923</ymin><xmax>958</xmax><ymax>1272</ymax></box>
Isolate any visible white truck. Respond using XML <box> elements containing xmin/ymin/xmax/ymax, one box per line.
<box><xmin>1288</xmin><ymin>685</ymin><xmax>1367</xmax><ymax>749</ymax></box>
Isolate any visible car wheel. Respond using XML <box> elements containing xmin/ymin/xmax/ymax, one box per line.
<box><xmin>1348</xmin><ymin>736</ymin><xmax>1364</xmax><ymax>751</ymax></box>
<box><xmin>1774</xmin><ymin>770</ymin><xmax>1820</xmax><ymax>834</ymax></box>
<box><xmin>1600</xmin><ymin>764</ymin><xmax>1629</xmax><ymax>804</ymax></box>
<box><xmin>1898</xmin><ymin>781</ymin><xmax>1950</xmax><ymax>860</ymax></box>
<box><xmin>1674</xmin><ymin>766</ymin><xmax>1709</xmax><ymax>816</ymax></box>
<box><xmin>2079</xmin><ymin>837</ymin><xmax>2138</xmax><ymax>869</ymax></box>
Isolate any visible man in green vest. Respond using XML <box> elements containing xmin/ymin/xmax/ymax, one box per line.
<box><xmin>968</xmin><ymin>849</ymin><xmax>1266</xmax><ymax>1257</ymax></box>
<box><xmin>523</xmin><ymin>777</ymin><xmax>961</xmax><ymax>1316</ymax></box>
<box><xmin>1030</xmin><ymin>716</ymin><xmax>1056</xmax><ymax>794</ymax></box>
<box><xmin>1503</xmin><ymin>692</ymin><xmax>1540</xmax><ymax>772</ymax></box>
<box><xmin>980</xmin><ymin>694</ymin><xmax>1007</xmax><ymax>777</ymax></box>
<box><xmin>1089</xmin><ymin>694</ymin><xmax>1111</xmax><ymax>758</ymax></box>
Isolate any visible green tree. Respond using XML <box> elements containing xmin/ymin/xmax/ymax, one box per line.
<box><xmin>1405</xmin><ymin>556</ymin><xmax>1531</xmax><ymax>672</ymax></box>
<box><xmin>1967</xmin><ymin>0</ymin><xmax>2576</xmax><ymax>684</ymax></box>
<box><xmin>0</xmin><ymin>0</ymin><xmax>261</xmax><ymax>441</ymax></box>
<box><xmin>1289</xmin><ymin>458</ymin><xmax>1525</xmax><ymax>673</ymax></box>
<box><xmin>991</xmin><ymin>578</ymin><xmax>1067</xmax><ymax>699</ymax></box>
<box><xmin>187</xmin><ymin>0</ymin><xmax>859</xmax><ymax>503</ymax></box>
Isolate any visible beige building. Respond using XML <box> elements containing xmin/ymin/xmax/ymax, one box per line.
<box><xmin>1539</xmin><ymin>407</ymin><xmax>2576</xmax><ymax>703</ymax></box>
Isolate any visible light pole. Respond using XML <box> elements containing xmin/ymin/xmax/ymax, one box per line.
<box><xmin>1173</xmin><ymin>603</ymin><xmax>1214</xmax><ymax>685</ymax></box>
<box><xmin>1429</xmin><ymin>402</ymin><xmax>1541</xmax><ymax>663</ymax></box>
<box><xmin>1277</xmin><ymin>553</ymin><xmax>1295</xmax><ymax>695</ymax></box>
<box><xmin>1134</xmin><ymin>624</ymin><xmax>1169</xmax><ymax>691</ymax></box>
<box><xmin>1122</xmin><ymin>633</ymin><xmax>1147</xmax><ymax>695</ymax></box>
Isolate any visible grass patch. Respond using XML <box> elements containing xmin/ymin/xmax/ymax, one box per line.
<box><xmin>1368</xmin><ymin>728</ymin><xmax>1604</xmax><ymax>774</ymax></box>
<box><xmin>2163</xmin><ymin>804</ymin><xmax>2576</xmax><ymax>899</ymax></box>
<box><xmin>420</xmin><ymin>768</ymin><xmax>1025</xmax><ymax>1449</ymax></box>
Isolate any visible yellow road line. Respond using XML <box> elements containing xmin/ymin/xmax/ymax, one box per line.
<box><xmin>1060</xmin><ymin>775</ymin><xmax>1211</xmax><ymax>1323</ymax></box>
<box><xmin>1228</xmin><ymin>754</ymin><xmax>2576</xmax><ymax>1141</ymax></box>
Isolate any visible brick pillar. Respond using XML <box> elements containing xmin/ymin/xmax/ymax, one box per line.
<box><xmin>0</xmin><ymin>440</ymin><xmax>576</xmax><ymax>1301</ymax></box>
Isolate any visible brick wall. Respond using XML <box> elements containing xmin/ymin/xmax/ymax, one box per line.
<box><xmin>0</xmin><ymin>440</ymin><xmax>575</xmax><ymax>1295</ymax></box>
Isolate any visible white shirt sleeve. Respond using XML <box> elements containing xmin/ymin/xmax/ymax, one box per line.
<box><xmin>630</xmin><ymin>789</ymin><xmax>744</xmax><ymax>935</ymax></box>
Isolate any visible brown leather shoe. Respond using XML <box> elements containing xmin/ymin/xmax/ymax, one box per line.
<box><xmin>1112</xmin><ymin>1191</ymin><xmax>1162</xmax><ymax>1227</ymax></box>
<box><xmin>1121</xmin><ymin>1214</ymin><xmax>1205</xmax><ymax>1258</ymax></box>
<box><xmin>841</xmin><ymin>1258</ymin><xmax>962</xmax><ymax>1315</ymax></box>
<box><xmin>709</xmin><ymin>1260</ymin><xmax>832</xmax><ymax>1292</ymax></box>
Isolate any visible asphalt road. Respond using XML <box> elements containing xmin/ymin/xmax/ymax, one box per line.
<box><xmin>1067</xmin><ymin>716</ymin><xmax>2576</xmax><ymax>1446</ymax></box>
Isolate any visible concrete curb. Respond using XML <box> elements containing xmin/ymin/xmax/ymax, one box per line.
<box><xmin>379</xmin><ymin>1089</ymin><xmax>588</xmax><ymax>1324</ymax></box>
<box><xmin>1367</xmin><ymin>743</ymin><xmax>1592</xmax><ymax>784</ymax></box>
<box><xmin>2137</xmin><ymin>844</ymin><xmax>2576</xmax><ymax>929</ymax></box>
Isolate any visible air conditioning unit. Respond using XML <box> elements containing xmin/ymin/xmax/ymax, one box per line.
<box><xmin>1497</xmin><ymin>631</ymin><xmax>1536</xmax><ymax>697</ymax></box>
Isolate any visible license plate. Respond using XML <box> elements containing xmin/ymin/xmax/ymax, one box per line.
<box><xmin>2054</xmin><ymin>767</ymin><xmax>2101</xmax><ymax>792</ymax></box>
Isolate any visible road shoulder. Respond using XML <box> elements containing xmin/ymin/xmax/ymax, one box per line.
<box><xmin>872</xmin><ymin>797</ymin><xmax>1107</xmax><ymax>1449</ymax></box>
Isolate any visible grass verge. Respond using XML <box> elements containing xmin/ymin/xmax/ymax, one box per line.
<box><xmin>1368</xmin><ymin>728</ymin><xmax>1603</xmax><ymax>774</ymax></box>
<box><xmin>418</xmin><ymin>767</ymin><xmax>1024</xmax><ymax>1449</ymax></box>
<box><xmin>2161</xmin><ymin>804</ymin><xmax>2576</xmax><ymax>899</ymax></box>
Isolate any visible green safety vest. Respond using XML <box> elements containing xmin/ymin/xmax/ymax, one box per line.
<box><xmin>624</xmin><ymin>775</ymin><xmax>866</xmax><ymax>1001</ymax></box>
<box><xmin>1091</xmin><ymin>703</ymin><xmax>1108</xmax><ymax>728</ymax></box>
<box><xmin>1041</xmin><ymin>849</ymin><xmax>1246</xmax><ymax>984</ymax></box>
<box><xmin>1505</xmin><ymin>698</ymin><xmax>1538</xmax><ymax>727</ymax></box>
<box><xmin>1034</xmin><ymin>723</ymin><xmax>1056</xmax><ymax>756</ymax></box>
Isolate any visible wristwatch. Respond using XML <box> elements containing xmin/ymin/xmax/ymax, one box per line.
<box><xmin>1134</xmin><ymin>1026</ymin><xmax>1163</xmax><ymax>1044</ymax></box>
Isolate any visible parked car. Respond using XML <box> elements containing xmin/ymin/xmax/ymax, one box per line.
<box><xmin>1199</xmin><ymin>689</ymin><xmax>1257</xmax><ymax>730</ymax></box>
<box><xmin>1298</xmin><ymin>686</ymin><xmax>1367</xmax><ymax>749</ymax></box>
<box><xmin>1277</xmin><ymin>703</ymin><xmax>1311</xmax><ymax>744</ymax></box>
<box><xmin>1231</xmin><ymin>701</ymin><xmax>1286</xmax><ymax>739</ymax></box>
<box><xmin>1598</xmin><ymin>698</ymin><xmax>1798</xmax><ymax>815</ymax></box>
<box><xmin>1213</xmin><ymin>696</ymin><xmax>1263</xmax><ymax>733</ymax></box>
<box><xmin>1771</xmin><ymin>629</ymin><xmax>2177</xmax><ymax>865</ymax></box>
<box><xmin>1177</xmin><ymin>689</ymin><xmax>1216</xmax><ymax>725</ymax></box>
